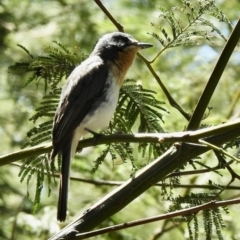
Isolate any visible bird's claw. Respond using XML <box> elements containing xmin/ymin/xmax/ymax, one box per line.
<box><xmin>84</xmin><ymin>128</ymin><xmax>104</xmax><ymax>139</ymax></box>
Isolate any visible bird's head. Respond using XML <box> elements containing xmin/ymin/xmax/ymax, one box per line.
<box><xmin>91</xmin><ymin>32</ymin><xmax>153</xmax><ymax>60</ymax></box>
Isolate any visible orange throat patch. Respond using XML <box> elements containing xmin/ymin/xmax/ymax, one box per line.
<box><xmin>110</xmin><ymin>48</ymin><xmax>138</xmax><ymax>86</ymax></box>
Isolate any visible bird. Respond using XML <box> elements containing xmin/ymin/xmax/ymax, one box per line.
<box><xmin>50</xmin><ymin>32</ymin><xmax>153</xmax><ymax>222</ymax></box>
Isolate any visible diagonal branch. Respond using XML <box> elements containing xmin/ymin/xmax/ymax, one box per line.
<box><xmin>13</xmin><ymin>161</ymin><xmax>238</xmax><ymax>189</ymax></box>
<box><xmin>136</xmin><ymin>53</ymin><xmax>190</xmax><ymax>120</ymax></box>
<box><xmin>75</xmin><ymin>198</ymin><xmax>240</xmax><ymax>239</ymax></box>
<box><xmin>49</xmin><ymin>126</ymin><xmax>240</xmax><ymax>240</ymax></box>
<box><xmin>94</xmin><ymin>0</ymin><xmax>124</xmax><ymax>32</ymax></box>
<box><xmin>187</xmin><ymin>19</ymin><xmax>240</xmax><ymax>130</ymax></box>
<box><xmin>94</xmin><ymin>0</ymin><xmax>190</xmax><ymax>120</ymax></box>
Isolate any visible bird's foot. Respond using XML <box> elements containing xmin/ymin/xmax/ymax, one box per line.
<box><xmin>76</xmin><ymin>146</ymin><xmax>82</xmax><ymax>153</ymax></box>
<box><xmin>84</xmin><ymin>128</ymin><xmax>104</xmax><ymax>139</ymax></box>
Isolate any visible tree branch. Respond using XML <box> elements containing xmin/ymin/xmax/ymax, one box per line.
<box><xmin>74</xmin><ymin>198</ymin><xmax>240</xmax><ymax>239</ymax></box>
<box><xmin>49</xmin><ymin>126</ymin><xmax>240</xmax><ymax>240</ymax></box>
<box><xmin>93</xmin><ymin>0</ymin><xmax>190</xmax><ymax>120</ymax></box>
<box><xmin>1</xmin><ymin>119</ymin><xmax>240</xmax><ymax>166</ymax></box>
<box><xmin>94</xmin><ymin>0</ymin><xmax>124</xmax><ymax>32</ymax></box>
<box><xmin>13</xmin><ymin>162</ymin><xmax>240</xmax><ymax>190</ymax></box>
<box><xmin>187</xmin><ymin>18</ymin><xmax>240</xmax><ymax>130</ymax></box>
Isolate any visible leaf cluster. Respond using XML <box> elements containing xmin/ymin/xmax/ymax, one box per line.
<box><xmin>150</xmin><ymin>0</ymin><xmax>231</xmax><ymax>53</ymax></box>
<box><xmin>9</xmin><ymin>42</ymin><xmax>86</xmax><ymax>91</ymax></box>
<box><xmin>168</xmin><ymin>192</ymin><xmax>226</xmax><ymax>240</ymax></box>
<box><xmin>92</xmin><ymin>80</ymin><xmax>168</xmax><ymax>173</ymax></box>
<box><xmin>8</xmin><ymin>42</ymin><xmax>85</xmax><ymax>211</ymax></box>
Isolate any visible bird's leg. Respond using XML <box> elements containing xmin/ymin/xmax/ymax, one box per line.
<box><xmin>84</xmin><ymin>127</ymin><xmax>104</xmax><ymax>146</ymax></box>
<box><xmin>84</xmin><ymin>128</ymin><xmax>104</xmax><ymax>138</ymax></box>
<box><xmin>76</xmin><ymin>146</ymin><xmax>82</xmax><ymax>153</ymax></box>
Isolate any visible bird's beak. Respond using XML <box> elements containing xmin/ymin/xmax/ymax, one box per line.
<box><xmin>135</xmin><ymin>42</ymin><xmax>153</xmax><ymax>49</ymax></box>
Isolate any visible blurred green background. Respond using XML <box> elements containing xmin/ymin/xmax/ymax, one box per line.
<box><xmin>0</xmin><ymin>0</ymin><xmax>240</xmax><ymax>239</ymax></box>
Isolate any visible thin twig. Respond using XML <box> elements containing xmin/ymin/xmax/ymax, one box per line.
<box><xmin>199</xmin><ymin>139</ymin><xmax>240</xmax><ymax>163</ymax></box>
<box><xmin>93</xmin><ymin>0</ymin><xmax>190</xmax><ymax>120</ymax></box>
<box><xmin>94</xmin><ymin>0</ymin><xmax>124</xmax><ymax>32</ymax></box>
<box><xmin>75</xmin><ymin>198</ymin><xmax>240</xmax><ymax>239</ymax></box>
<box><xmin>13</xmin><ymin>162</ymin><xmax>240</xmax><ymax>190</ymax></box>
<box><xmin>137</xmin><ymin>53</ymin><xmax>190</xmax><ymax>120</ymax></box>
<box><xmin>150</xmin><ymin>223</ymin><xmax>178</xmax><ymax>240</ymax></box>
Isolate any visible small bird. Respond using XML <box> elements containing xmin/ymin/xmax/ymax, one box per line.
<box><xmin>50</xmin><ymin>32</ymin><xmax>153</xmax><ymax>222</ymax></box>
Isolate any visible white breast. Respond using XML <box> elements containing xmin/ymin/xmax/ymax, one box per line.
<box><xmin>82</xmin><ymin>79</ymin><xmax>120</xmax><ymax>131</ymax></box>
<box><xmin>70</xmin><ymin>74</ymin><xmax>120</xmax><ymax>157</ymax></box>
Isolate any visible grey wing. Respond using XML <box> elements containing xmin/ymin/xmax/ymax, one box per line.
<box><xmin>51</xmin><ymin>59</ymin><xmax>108</xmax><ymax>158</ymax></box>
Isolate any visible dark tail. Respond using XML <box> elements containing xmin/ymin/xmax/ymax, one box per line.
<box><xmin>57</xmin><ymin>141</ymin><xmax>71</xmax><ymax>222</ymax></box>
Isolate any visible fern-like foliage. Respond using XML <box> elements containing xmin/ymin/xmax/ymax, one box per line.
<box><xmin>9</xmin><ymin>42</ymin><xmax>86</xmax><ymax>211</ymax></box>
<box><xmin>224</xmin><ymin>136</ymin><xmax>240</xmax><ymax>157</ymax></box>
<box><xmin>9</xmin><ymin>41</ymin><xmax>86</xmax><ymax>91</ymax></box>
<box><xmin>18</xmin><ymin>155</ymin><xmax>56</xmax><ymax>212</ymax></box>
<box><xmin>168</xmin><ymin>192</ymin><xmax>226</xmax><ymax>240</ymax></box>
<box><xmin>93</xmin><ymin>79</ymin><xmax>167</xmax><ymax>172</ymax></box>
<box><xmin>150</xmin><ymin>0</ymin><xmax>232</xmax><ymax>54</ymax></box>
<box><xmin>21</xmin><ymin>90</ymin><xmax>60</xmax><ymax>149</ymax></box>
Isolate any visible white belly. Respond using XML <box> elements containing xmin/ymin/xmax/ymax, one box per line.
<box><xmin>82</xmin><ymin>81</ymin><xmax>119</xmax><ymax>131</ymax></box>
<box><xmin>70</xmin><ymin>79</ymin><xmax>120</xmax><ymax>156</ymax></box>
